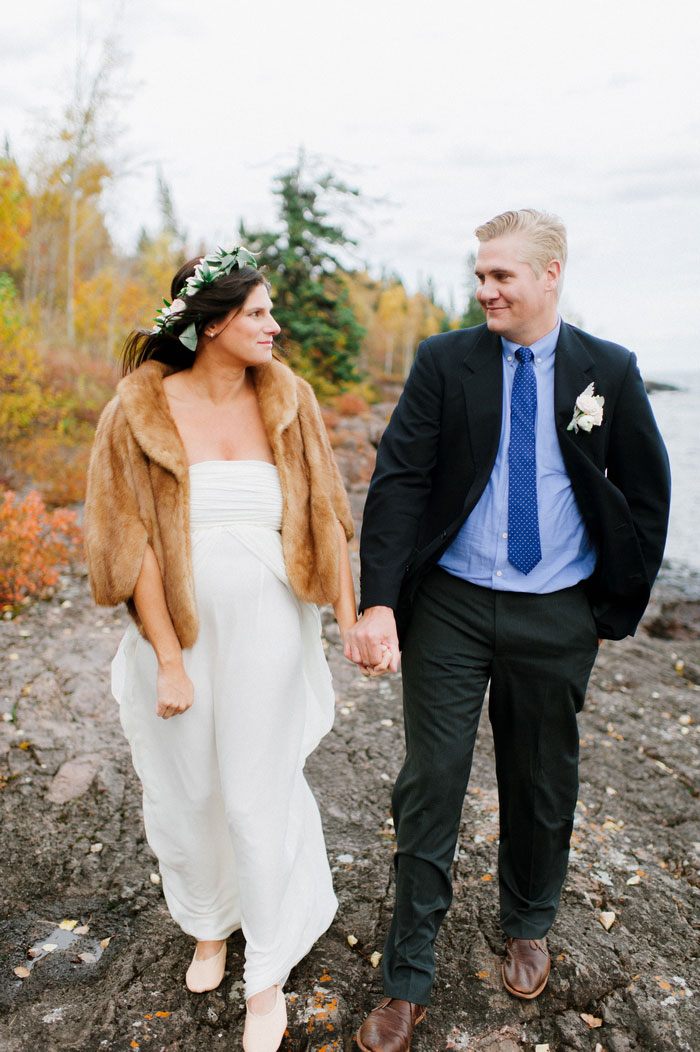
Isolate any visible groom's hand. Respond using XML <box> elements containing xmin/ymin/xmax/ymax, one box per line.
<box><xmin>344</xmin><ymin>606</ymin><xmax>401</xmax><ymax>675</ymax></box>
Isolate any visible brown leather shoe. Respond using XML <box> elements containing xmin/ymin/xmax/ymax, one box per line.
<box><xmin>502</xmin><ymin>937</ymin><xmax>550</xmax><ymax>999</ymax></box>
<box><xmin>356</xmin><ymin>997</ymin><xmax>427</xmax><ymax>1052</ymax></box>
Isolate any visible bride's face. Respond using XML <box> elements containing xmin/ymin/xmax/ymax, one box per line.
<box><xmin>207</xmin><ymin>285</ymin><xmax>281</xmax><ymax>366</ymax></box>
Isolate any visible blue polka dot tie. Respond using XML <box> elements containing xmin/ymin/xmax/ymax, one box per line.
<box><xmin>508</xmin><ymin>347</ymin><xmax>542</xmax><ymax>575</ymax></box>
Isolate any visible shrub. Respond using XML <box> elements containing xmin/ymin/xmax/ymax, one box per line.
<box><xmin>9</xmin><ymin>428</ymin><xmax>94</xmax><ymax>506</ymax></box>
<box><xmin>0</xmin><ymin>274</ymin><xmax>45</xmax><ymax>443</ymax></box>
<box><xmin>334</xmin><ymin>391</ymin><xmax>370</xmax><ymax>417</ymax></box>
<box><xmin>0</xmin><ymin>490</ymin><xmax>83</xmax><ymax>607</ymax></box>
<box><xmin>4</xmin><ymin>348</ymin><xmax>118</xmax><ymax>506</ymax></box>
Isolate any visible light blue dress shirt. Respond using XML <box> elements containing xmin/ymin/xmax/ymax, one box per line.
<box><xmin>438</xmin><ymin>319</ymin><xmax>597</xmax><ymax>593</ymax></box>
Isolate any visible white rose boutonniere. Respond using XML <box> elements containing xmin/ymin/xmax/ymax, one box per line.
<box><xmin>567</xmin><ymin>382</ymin><xmax>605</xmax><ymax>433</ymax></box>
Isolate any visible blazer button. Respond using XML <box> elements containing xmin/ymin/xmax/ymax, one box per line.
<box><xmin>441</xmin><ymin>530</ymin><xmax>447</xmax><ymax>539</ymax></box>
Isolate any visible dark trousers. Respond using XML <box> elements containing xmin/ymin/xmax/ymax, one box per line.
<box><xmin>382</xmin><ymin>568</ymin><xmax>599</xmax><ymax>1005</ymax></box>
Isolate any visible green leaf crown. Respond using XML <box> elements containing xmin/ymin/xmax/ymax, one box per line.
<box><xmin>151</xmin><ymin>245</ymin><xmax>258</xmax><ymax>351</ymax></box>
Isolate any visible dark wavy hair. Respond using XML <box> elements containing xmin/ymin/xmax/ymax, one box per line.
<box><xmin>120</xmin><ymin>257</ymin><xmax>270</xmax><ymax>375</ymax></box>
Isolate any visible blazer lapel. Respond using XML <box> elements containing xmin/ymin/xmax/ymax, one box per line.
<box><xmin>459</xmin><ymin>326</ymin><xmax>503</xmax><ymax>475</ymax></box>
<box><xmin>554</xmin><ymin>323</ymin><xmax>596</xmax><ymax>436</ymax></box>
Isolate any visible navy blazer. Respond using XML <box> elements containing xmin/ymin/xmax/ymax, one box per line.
<box><xmin>359</xmin><ymin>322</ymin><xmax>671</xmax><ymax>641</ymax></box>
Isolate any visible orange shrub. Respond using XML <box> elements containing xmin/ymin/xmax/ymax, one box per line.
<box><xmin>5</xmin><ymin>348</ymin><xmax>118</xmax><ymax>505</ymax></box>
<box><xmin>0</xmin><ymin>490</ymin><xmax>83</xmax><ymax>606</ymax></box>
<box><xmin>10</xmin><ymin>430</ymin><xmax>93</xmax><ymax>506</ymax></box>
<box><xmin>334</xmin><ymin>392</ymin><xmax>370</xmax><ymax>417</ymax></box>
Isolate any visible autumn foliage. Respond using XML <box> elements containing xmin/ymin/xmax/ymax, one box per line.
<box><xmin>0</xmin><ymin>490</ymin><xmax>83</xmax><ymax>607</ymax></box>
<box><xmin>0</xmin><ymin>87</ymin><xmax>479</xmax><ymax>608</ymax></box>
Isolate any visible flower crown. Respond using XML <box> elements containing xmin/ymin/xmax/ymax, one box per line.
<box><xmin>151</xmin><ymin>244</ymin><xmax>258</xmax><ymax>351</ymax></box>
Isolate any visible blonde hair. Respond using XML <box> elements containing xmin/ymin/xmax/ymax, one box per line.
<box><xmin>475</xmin><ymin>209</ymin><xmax>567</xmax><ymax>277</ymax></box>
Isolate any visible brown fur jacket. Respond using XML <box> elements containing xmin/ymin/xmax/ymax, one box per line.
<box><xmin>84</xmin><ymin>358</ymin><xmax>353</xmax><ymax>648</ymax></box>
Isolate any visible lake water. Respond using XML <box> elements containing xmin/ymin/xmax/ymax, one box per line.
<box><xmin>646</xmin><ymin>369</ymin><xmax>700</xmax><ymax>573</ymax></box>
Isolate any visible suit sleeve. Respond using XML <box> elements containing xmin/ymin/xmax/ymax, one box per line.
<box><xmin>606</xmin><ymin>353</ymin><xmax>671</xmax><ymax>588</ymax></box>
<box><xmin>359</xmin><ymin>339</ymin><xmax>444</xmax><ymax>611</ymax></box>
<box><xmin>84</xmin><ymin>399</ymin><xmax>149</xmax><ymax>608</ymax></box>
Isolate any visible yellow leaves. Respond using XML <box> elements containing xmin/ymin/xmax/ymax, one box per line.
<box><xmin>13</xmin><ymin>965</ymin><xmax>30</xmax><ymax>979</ymax></box>
<box><xmin>346</xmin><ymin>932</ymin><xmax>382</xmax><ymax>969</ymax></box>
<box><xmin>355</xmin><ymin>274</ymin><xmax>452</xmax><ymax>381</ymax></box>
<box><xmin>59</xmin><ymin>919</ymin><xmax>78</xmax><ymax>931</ymax></box>
<box><xmin>73</xmin><ymin>267</ymin><xmax>152</xmax><ymax>357</ymax></box>
<box><xmin>100</xmin><ymin>937</ymin><xmax>111</xmax><ymax>949</ymax></box>
<box><xmin>474</xmin><ymin>969</ymin><xmax>489</xmax><ymax>980</ymax></box>
<box><xmin>0</xmin><ymin>276</ymin><xmax>44</xmax><ymax>445</ymax></box>
<box><xmin>580</xmin><ymin>1013</ymin><xmax>603</xmax><ymax>1028</ymax></box>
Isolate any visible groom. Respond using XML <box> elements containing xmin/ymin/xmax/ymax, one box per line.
<box><xmin>345</xmin><ymin>209</ymin><xmax>670</xmax><ymax>1051</ymax></box>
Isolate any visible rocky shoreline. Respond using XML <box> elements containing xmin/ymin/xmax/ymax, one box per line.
<box><xmin>1</xmin><ymin>410</ymin><xmax>699</xmax><ymax>1052</ymax></box>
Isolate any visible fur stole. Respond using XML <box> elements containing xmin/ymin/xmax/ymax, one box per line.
<box><xmin>84</xmin><ymin>358</ymin><xmax>353</xmax><ymax>648</ymax></box>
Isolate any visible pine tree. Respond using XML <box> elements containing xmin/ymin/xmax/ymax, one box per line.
<box><xmin>241</xmin><ymin>153</ymin><xmax>365</xmax><ymax>393</ymax></box>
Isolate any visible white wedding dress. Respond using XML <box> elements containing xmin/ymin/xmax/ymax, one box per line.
<box><xmin>111</xmin><ymin>460</ymin><xmax>338</xmax><ymax>996</ymax></box>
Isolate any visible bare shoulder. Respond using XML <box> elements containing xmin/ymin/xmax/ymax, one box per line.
<box><xmin>162</xmin><ymin>370</ymin><xmax>191</xmax><ymax>401</ymax></box>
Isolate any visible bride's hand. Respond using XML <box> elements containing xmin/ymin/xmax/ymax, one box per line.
<box><xmin>362</xmin><ymin>644</ymin><xmax>397</xmax><ymax>677</ymax></box>
<box><xmin>156</xmin><ymin>660</ymin><xmax>194</xmax><ymax>719</ymax></box>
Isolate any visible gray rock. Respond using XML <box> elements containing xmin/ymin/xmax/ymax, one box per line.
<box><xmin>46</xmin><ymin>753</ymin><xmax>102</xmax><ymax>803</ymax></box>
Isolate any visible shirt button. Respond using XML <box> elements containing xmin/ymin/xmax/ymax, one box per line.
<box><xmin>502</xmin><ymin>532</ymin><xmax>508</xmax><ymax>539</ymax></box>
<box><xmin>496</xmin><ymin>570</ymin><xmax>503</xmax><ymax>577</ymax></box>
<box><xmin>507</xmin><ymin>355</ymin><xmax>513</xmax><ymax>362</ymax></box>
<box><xmin>536</xmin><ymin>357</ymin><xmax>542</xmax><ymax>363</ymax></box>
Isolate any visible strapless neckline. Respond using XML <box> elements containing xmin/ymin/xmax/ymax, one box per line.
<box><xmin>188</xmin><ymin>460</ymin><xmax>277</xmax><ymax>470</ymax></box>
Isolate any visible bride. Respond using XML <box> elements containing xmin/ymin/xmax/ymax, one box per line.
<box><xmin>84</xmin><ymin>246</ymin><xmax>371</xmax><ymax>1051</ymax></box>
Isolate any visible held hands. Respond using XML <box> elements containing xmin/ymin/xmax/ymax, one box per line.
<box><xmin>343</xmin><ymin>606</ymin><xmax>401</xmax><ymax>677</ymax></box>
<box><xmin>156</xmin><ymin>659</ymin><xmax>194</xmax><ymax>719</ymax></box>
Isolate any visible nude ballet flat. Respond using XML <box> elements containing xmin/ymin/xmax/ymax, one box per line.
<box><xmin>242</xmin><ymin>986</ymin><xmax>287</xmax><ymax>1052</ymax></box>
<box><xmin>185</xmin><ymin>942</ymin><xmax>227</xmax><ymax>993</ymax></box>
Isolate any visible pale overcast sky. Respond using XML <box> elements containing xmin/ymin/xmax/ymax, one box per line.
<box><xmin>2</xmin><ymin>0</ymin><xmax>699</xmax><ymax>376</ymax></box>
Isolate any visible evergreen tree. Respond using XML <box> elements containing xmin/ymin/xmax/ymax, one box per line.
<box><xmin>240</xmin><ymin>153</ymin><xmax>365</xmax><ymax>393</ymax></box>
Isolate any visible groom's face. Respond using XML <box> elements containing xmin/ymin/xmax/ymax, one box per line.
<box><xmin>475</xmin><ymin>234</ymin><xmax>560</xmax><ymax>347</ymax></box>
